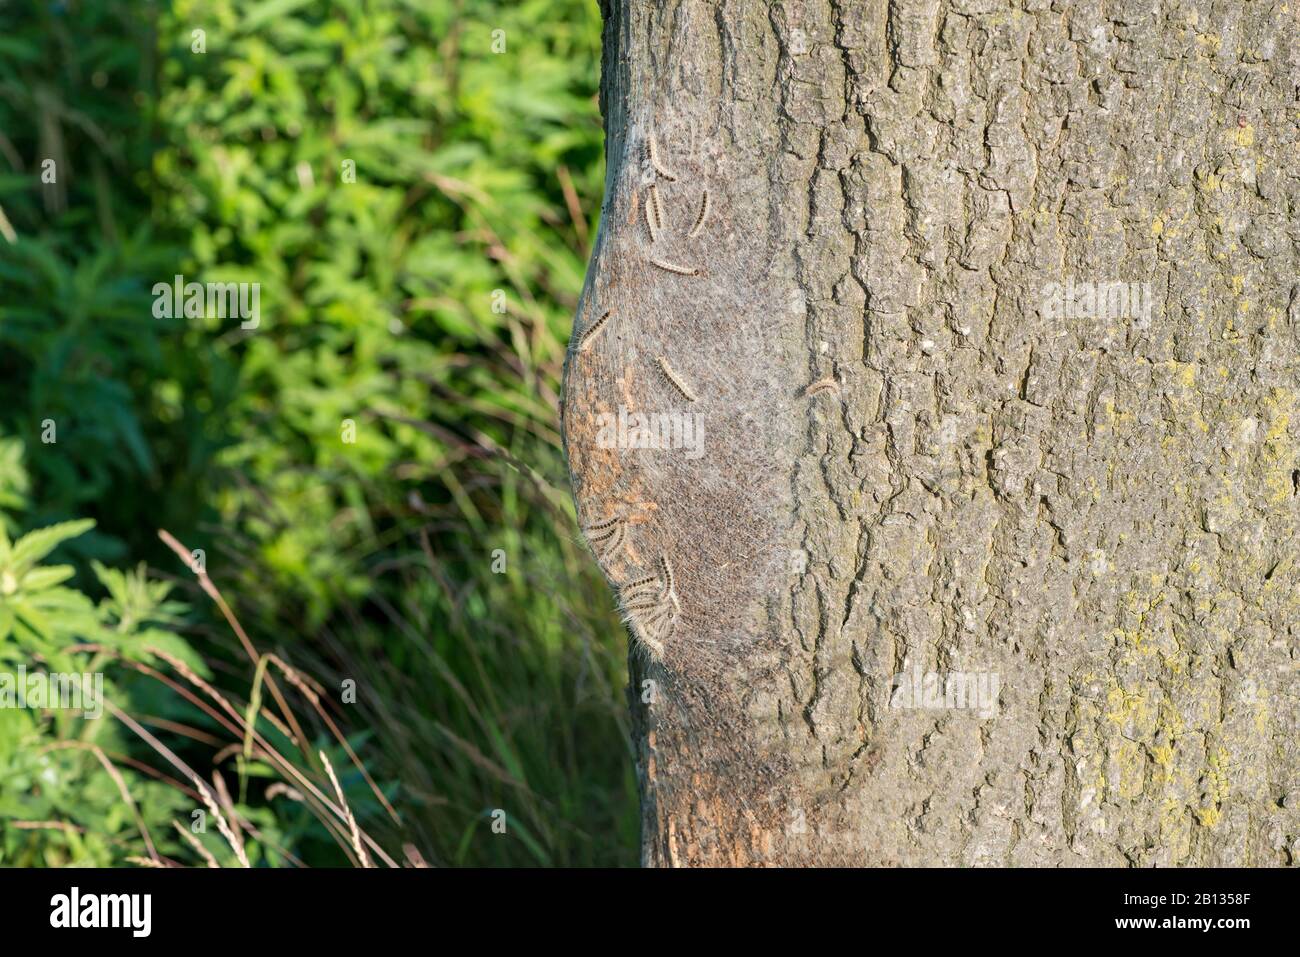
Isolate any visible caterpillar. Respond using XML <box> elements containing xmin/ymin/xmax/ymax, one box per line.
<box><xmin>803</xmin><ymin>377</ymin><xmax>839</xmax><ymax>396</ymax></box>
<box><xmin>655</xmin><ymin>356</ymin><xmax>698</xmax><ymax>402</ymax></box>
<box><xmin>584</xmin><ymin>515</ymin><xmax>621</xmax><ymax>535</ymax></box>
<box><xmin>643</xmin><ymin>190</ymin><xmax>660</xmax><ymax>242</ymax></box>
<box><xmin>688</xmin><ymin>190</ymin><xmax>710</xmax><ymax>238</ymax></box>
<box><xmin>598</xmin><ymin>520</ymin><xmax>625</xmax><ymax>561</ymax></box>
<box><xmin>578</xmin><ymin>311</ymin><xmax>613</xmax><ymax>352</ymax></box>
<box><xmin>658</xmin><ymin>553</ymin><xmax>676</xmax><ymax>599</ymax></box>
<box><xmin>584</xmin><ymin>515</ymin><xmax>626</xmax><ymax>562</ymax></box>
<box><xmin>646</xmin><ymin>133</ymin><xmax>676</xmax><ymax>181</ymax></box>
<box><xmin>622</xmin><ymin>574</ymin><xmax>659</xmax><ymax>593</ymax></box>
<box><xmin>648</xmin><ymin>184</ymin><xmax>664</xmax><ymax>232</ymax></box>
<box><xmin>630</xmin><ymin>621</ymin><xmax>666</xmax><ymax>661</ymax></box>
<box><xmin>623</xmin><ymin>595</ymin><xmax>668</xmax><ymax>614</ymax></box>
<box><xmin>648</xmin><ymin>257</ymin><xmax>700</xmax><ymax>277</ymax></box>
<box><xmin>626</xmin><ymin>603</ymin><xmax>673</xmax><ymax>661</ymax></box>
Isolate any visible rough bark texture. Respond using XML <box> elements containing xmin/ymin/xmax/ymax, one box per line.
<box><xmin>562</xmin><ymin>0</ymin><xmax>1300</xmax><ymax>866</ymax></box>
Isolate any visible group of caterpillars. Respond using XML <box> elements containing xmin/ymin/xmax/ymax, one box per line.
<box><xmin>618</xmin><ymin>551</ymin><xmax>680</xmax><ymax>662</ymax></box>
<box><xmin>581</xmin><ymin>516</ymin><xmax>680</xmax><ymax>659</ymax></box>
<box><xmin>575</xmin><ymin>128</ymin><xmax>709</xmax><ymax>402</ymax></box>
<box><xmin>642</xmin><ymin>132</ymin><xmax>711</xmax><ymax>256</ymax></box>
<box><xmin>576</xmin><ymin>125</ymin><xmax>713</xmax><ymax>662</ymax></box>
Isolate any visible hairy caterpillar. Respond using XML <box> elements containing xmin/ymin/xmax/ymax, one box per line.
<box><xmin>648</xmin><ymin>184</ymin><xmax>664</xmax><ymax>232</ymax></box>
<box><xmin>658</xmin><ymin>553</ymin><xmax>676</xmax><ymax>600</ymax></box>
<box><xmin>617</xmin><ymin>555</ymin><xmax>680</xmax><ymax>662</ymax></box>
<box><xmin>803</xmin><ymin>377</ymin><xmax>839</xmax><ymax>396</ymax></box>
<box><xmin>584</xmin><ymin>516</ymin><xmax>625</xmax><ymax>562</ymax></box>
<box><xmin>598</xmin><ymin>521</ymin><xmax>625</xmax><ymax>561</ymax></box>
<box><xmin>629</xmin><ymin>619</ymin><xmax>666</xmax><ymax>660</ymax></box>
<box><xmin>625</xmin><ymin>602</ymin><xmax>673</xmax><ymax>661</ymax></box>
<box><xmin>688</xmin><ymin>190</ymin><xmax>710</xmax><ymax>238</ymax></box>
<box><xmin>643</xmin><ymin>193</ymin><xmax>659</xmax><ymax>242</ymax></box>
<box><xmin>648</xmin><ymin>257</ymin><xmax>700</xmax><ymax>277</ymax></box>
<box><xmin>646</xmin><ymin>133</ymin><xmax>676</xmax><ymax>181</ymax></box>
<box><xmin>622</xmin><ymin>574</ymin><xmax>659</xmax><ymax>593</ymax></box>
<box><xmin>623</xmin><ymin>595</ymin><xmax>667</xmax><ymax>614</ymax></box>
<box><xmin>578</xmin><ymin>311</ymin><xmax>613</xmax><ymax>352</ymax></box>
<box><xmin>584</xmin><ymin>515</ymin><xmax>621</xmax><ymax>534</ymax></box>
<box><xmin>655</xmin><ymin>356</ymin><xmax>698</xmax><ymax>402</ymax></box>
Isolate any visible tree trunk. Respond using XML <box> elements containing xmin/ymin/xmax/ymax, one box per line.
<box><xmin>562</xmin><ymin>0</ymin><xmax>1300</xmax><ymax>866</ymax></box>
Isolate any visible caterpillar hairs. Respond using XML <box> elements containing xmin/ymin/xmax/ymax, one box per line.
<box><xmin>598</xmin><ymin>520</ymin><xmax>625</xmax><ymax>561</ymax></box>
<box><xmin>584</xmin><ymin>514</ymin><xmax>621</xmax><ymax>534</ymax></box>
<box><xmin>688</xmin><ymin>190</ymin><xmax>710</xmax><ymax>238</ymax></box>
<box><xmin>624</xmin><ymin>600</ymin><xmax>674</xmax><ymax>661</ymax></box>
<box><xmin>584</xmin><ymin>515</ymin><xmax>625</xmax><ymax>562</ymax></box>
<box><xmin>622</xmin><ymin>574</ymin><xmax>660</xmax><ymax>597</ymax></box>
<box><xmin>648</xmin><ymin>257</ymin><xmax>700</xmax><ymax>277</ymax></box>
<box><xmin>578</xmin><ymin>311</ymin><xmax>613</xmax><ymax>352</ymax></box>
<box><xmin>655</xmin><ymin>355</ymin><xmax>698</xmax><ymax>402</ymax></box>
<box><xmin>643</xmin><ymin>190</ymin><xmax>660</xmax><ymax>242</ymax></box>
<box><xmin>658</xmin><ymin>553</ymin><xmax>676</xmax><ymax>601</ymax></box>
<box><xmin>648</xmin><ymin>184</ymin><xmax>664</xmax><ymax>232</ymax></box>
<box><xmin>645</xmin><ymin>132</ymin><xmax>676</xmax><ymax>181</ymax></box>
<box><xmin>803</xmin><ymin>376</ymin><xmax>839</xmax><ymax>396</ymax></box>
<box><xmin>622</xmin><ymin>594</ymin><xmax>667</xmax><ymax>614</ymax></box>
<box><xmin>628</xmin><ymin>616</ymin><xmax>666</xmax><ymax>661</ymax></box>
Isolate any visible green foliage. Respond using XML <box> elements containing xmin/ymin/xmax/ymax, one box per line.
<box><xmin>154</xmin><ymin>0</ymin><xmax>604</xmax><ymax>628</ymax></box>
<box><xmin>0</xmin><ymin>0</ymin><xmax>232</xmax><ymax>561</ymax></box>
<box><xmin>0</xmin><ymin>513</ymin><xmax>184</xmax><ymax>866</ymax></box>
<box><xmin>0</xmin><ymin>0</ymin><xmax>633</xmax><ymax>866</ymax></box>
<box><xmin>151</xmin><ymin>0</ymin><xmax>633</xmax><ymax>865</ymax></box>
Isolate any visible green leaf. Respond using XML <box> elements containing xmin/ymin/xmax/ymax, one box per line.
<box><xmin>6</xmin><ymin>519</ymin><xmax>95</xmax><ymax>573</ymax></box>
<box><xmin>19</xmin><ymin>565</ymin><xmax>75</xmax><ymax>592</ymax></box>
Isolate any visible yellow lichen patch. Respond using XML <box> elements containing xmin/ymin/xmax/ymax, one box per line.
<box><xmin>1151</xmin><ymin>741</ymin><xmax>1175</xmax><ymax>768</ymax></box>
<box><xmin>1232</xmin><ymin>123</ymin><xmax>1255</xmax><ymax>148</ymax></box>
<box><xmin>1151</xmin><ymin>218</ymin><xmax>1164</xmax><ymax>237</ymax></box>
<box><xmin>1112</xmin><ymin>737</ymin><xmax>1147</xmax><ymax>799</ymax></box>
<box><xmin>1158</xmin><ymin>651</ymin><xmax>1187</xmax><ymax>676</ymax></box>
<box><xmin>1112</xmin><ymin>626</ymin><xmax>1158</xmax><ymax>656</ymax></box>
<box><xmin>1260</xmin><ymin>390</ymin><xmax>1297</xmax><ymax>503</ymax></box>
<box><xmin>1262</xmin><ymin>389</ymin><xmax>1294</xmax><ymax>445</ymax></box>
<box><xmin>1105</xmin><ymin>687</ymin><xmax>1157</xmax><ymax>736</ymax></box>
<box><xmin>1194</xmin><ymin>747</ymin><xmax>1232</xmax><ymax>828</ymax></box>
<box><xmin>1195</xmin><ymin>805</ymin><xmax>1222</xmax><ymax>827</ymax></box>
<box><xmin>1264</xmin><ymin>468</ymin><xmax>1293</xmax><ymax>504</ymax></box>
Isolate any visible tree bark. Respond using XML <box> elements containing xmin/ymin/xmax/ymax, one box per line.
<box><xmin>562</xmin><ymin>0</ymin><xmax>1300</xmax><ymax>866</ymax></box>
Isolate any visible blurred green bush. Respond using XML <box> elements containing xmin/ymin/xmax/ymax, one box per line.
<box><xmin>0</xmin><ymin>0</ymin><xmax>634</xmax><ymax>866</ymax></box>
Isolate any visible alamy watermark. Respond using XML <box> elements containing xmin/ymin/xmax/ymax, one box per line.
<box><xmin>1041</xmin><ymin>278</ymin><xmax>1153</xmax><ymax>328</ymax></box>
<box><xmin>50</xmin><ymin>887</ymin><xmax>150</xmax><ymax>937</ymax></box>
<box><xmin>0</xmin><ymin>666</ymin><xmax>103</xmax><ymax>719</ymax></box>
<box><xmin>889</xmin><ymin>665</ymin><xmax>1000</xmax><ymax>719</ymax></box>
<box><xmin>152</xmin><ymin>274</ymin><xmax>260</xmax><ymax>329</ymax></box>
<box><xmin>596</xmin><ymin>405</ymin><xmax>704</xmax><ymax>460</ymax></box>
